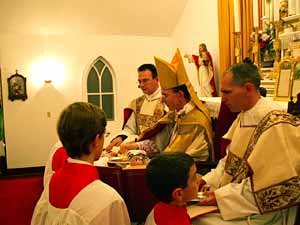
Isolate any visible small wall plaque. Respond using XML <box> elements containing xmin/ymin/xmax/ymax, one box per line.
<box><xmin>8</xmin><ymin>71</ymin><xmax>28</xmax><ymax>101</ymax></box>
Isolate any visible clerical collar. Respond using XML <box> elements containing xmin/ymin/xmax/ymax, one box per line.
<box><xmin>177</xmin><ymin>101</ymin><xmax>195</xmax><ymax>116</ymax></box>
<box><xmin>68</xmin><ymin>157</ymin><xmax>93</xmax><ymax>166</ymax></box>
<box><xmin>145</xmin><ymin>87</ymin><xmax>161</xmax><ymax>101</ymax></box>
<box><xmin>240</xmin><ymin>97</ymin><xmax>283</xmax><ymax>126</ymax></box>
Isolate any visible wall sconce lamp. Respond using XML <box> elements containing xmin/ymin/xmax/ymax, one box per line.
<box><xmin>44</xmin><ymin>79</ymin><xmax>52</xmax><ymax>84</ymax></box>
<box><xmin>32</xmin><ymin>57</ymin><xmax>64</xmax><ymax>87</ymax></box>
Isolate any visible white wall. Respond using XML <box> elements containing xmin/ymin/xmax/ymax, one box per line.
<box><xmin>0</xmin><ymin>34</ymin><xmax>175</xmax><ymax>168</ymax></box>
<box><xmin>172</xmin><ymin>0</ymin><xmax>220</xmax><ymax>94</ymax></box>
<box><xmin>0</xmin><ymin>0</ymin><xmax>220</xmax><ymax>169</ymax></box>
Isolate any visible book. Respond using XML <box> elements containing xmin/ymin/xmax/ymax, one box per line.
<box><xmin>187</xmin><ymin>204</ymin><xmax>218</xmax><ymax>219</ymax></box>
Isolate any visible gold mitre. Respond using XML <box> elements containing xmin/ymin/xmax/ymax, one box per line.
<box><xmin>154</xmin><ymin>49</ymin><xmax>189</xmax><ymax>89</ymax></box>
<box><xmin>154</xmin><ymin>49</ymin><xmax>211</xmax><ymax>120</ymax></box>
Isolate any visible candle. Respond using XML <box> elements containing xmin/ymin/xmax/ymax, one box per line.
<box><xmin>253</xmin><ymin>0</ymin><xmax>259</xmax><ymax>27</ymax></box>
<box><xmin>271</xmin><ymin>0</ymin><xmax>274</xmax><ymax>21</ymax></box>
<box><xmin>268</xmin><ymin>0</ymin><xmax>271</xmax><ymax>23</ymax></box>
<box><xmin>274</xmin><ymin>0</ymin><xmax>279</xmax><ymax>21</ymax></box>
<box><xmin>296</xmin><ymin>0</ymin><xmax>300</xmax><ymax>14</ymax></box>
<box><xmin>288</xmin><ymin>0</ymin><xmax>296</xmax><ymax>15</ymax></box>
<box><xmin>262</xmin><ymin>0</ymin><xmax>265</xmax><ymax>17</ymax></box>
<box><xmin>234</xmin><ymin>0</ymin><xmax>240</xmax><ymax>32</ymax></box>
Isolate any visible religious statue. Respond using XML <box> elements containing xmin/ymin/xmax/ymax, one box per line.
<box><xmin>279</xmin><ymin>0</ymin><xmax>288</xmax><ymax>19</ymax></box>
<box><xmin>184</xmin><ymin>43</ymin><xmax>217</xmax><ymax>97</ymax></box>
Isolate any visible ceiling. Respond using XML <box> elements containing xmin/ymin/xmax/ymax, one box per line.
<box><xmin>0</xmin><ymin>0</ymin><xmax>189</xmax><ymax>36</ymax></box>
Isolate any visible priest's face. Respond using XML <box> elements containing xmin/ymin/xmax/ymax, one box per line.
<box><xmin>161</xmin><ymin>88</ymin><xmax>182</xmax><ymax>111</ymax></box>
<box><xmin>181</xmin><ymin>164</ymin><xmax>200</xmax><ymax>202</ymax></box>
<box><xmin>221</xmin><ymin>72</ymin><xmax>248</xmax><ymax>112</ymax></box>
<box><xmin>138</xmin><ymin>69</ymin><xmax>159</xmax><ymax>95</ymax></box>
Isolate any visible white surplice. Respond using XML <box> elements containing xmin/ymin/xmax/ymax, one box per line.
<box><xmin>43</xmin><ymin>141</ymin><xmax>64</xmax><ymax>188</ymax></box>
<box><xmin>31</xmin><ymin>158</ymin><xmax>130</xmax><ymax>225</ymax></box>
<box><xmin>118</xmin><ymin>87</ymin><xmax>165</xmax><ymax>142</ymax></box>
<box><xmin>193</xmin><ymin>98</ymin><xmax>298</xmax><ymax>225</ymax></box>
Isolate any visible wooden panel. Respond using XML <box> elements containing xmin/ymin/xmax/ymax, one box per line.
<box><xmin>96</xmin><ymin>166</ymin><xmax>126</xmax><ymax>198</ymax></box>
<box><xmin>123</xmin><ymin>168</ymin><xmax>157</xmax><ymax>222</ymax></box>
<box><xmin>96</xmin><ymin>166</ymin><xmax>157</xmax><ymax>222</ymax></box>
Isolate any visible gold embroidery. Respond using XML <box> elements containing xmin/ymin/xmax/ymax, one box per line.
<box><xmin>254</xmin><ymin>177</ymin><xmax>300</xmax><ymax>213</ymax></box>
<box><xmin>135</xmin><ymin>96</ymin><xmax>165</xmax><ymax>135</ymax></box>
<box><xmin>223</xmin><ymin>111</ymin><xmax>300</xmax><ymax>213</ymax></box>
<box><xmin>248</xmin><ymin>111</ymin><xmax>300</xmax><ymax>213</ymax></box>
<box><xmin>224</xmin><ymin>152</ymin><xmax>249</xmax><ymax>184</ymax></box>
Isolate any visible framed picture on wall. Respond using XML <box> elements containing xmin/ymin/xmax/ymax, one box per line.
<box><xmin>274</xmin><ymin>60</ymin><xmax>292</xmax><ymax>101</ymax></box>
<box><xmin>291</xmin><ymin>60</ymin><xmax>300</xmax><ymax>98</ymax></box>
<box><xmin>7</xmin><ymin>72</ymin><xmax>28</xmax><ymax>101</ymax></box>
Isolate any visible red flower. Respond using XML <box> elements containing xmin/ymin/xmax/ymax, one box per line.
<box><xmin>260</xmin><ymin>42</ymin><xmax>266</xmax><ymax>49</ymax></box>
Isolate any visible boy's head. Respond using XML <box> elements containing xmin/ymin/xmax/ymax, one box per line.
<box><xmin>57</xmin><ymin>102</ymin><xmax>107</xmax><ymax>160</ymax></box>
<box><xmin>146</xmin><ymin>152</ymin><xmax>199</xmax><ymax>204</ymax></box>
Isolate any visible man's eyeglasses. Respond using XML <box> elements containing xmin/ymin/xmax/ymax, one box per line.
<box><xmin>104</xmin><ymin>131</ymin><xmax>111</xmax><ymax>138</ymax></box>
<box><xmin>137</xmin><ymin>78</ymin><xmax>152</xmax><ymax>85</ymax></box>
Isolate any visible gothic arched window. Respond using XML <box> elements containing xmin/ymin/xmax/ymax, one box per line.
<box><xmin>86</xmin><ymin>57</ymin><xmax>115</xmax><ymax>120</ymax></box>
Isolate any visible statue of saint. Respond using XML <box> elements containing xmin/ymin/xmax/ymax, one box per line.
<box><xmin>184</xmin><ymin>43</ymin><xmax>217</xmax><ymax>97</ymax></box>
<box><xmin>279</xmin><ymin>0</ymin><xmax>288</xmax><ymax>19</ymax></box>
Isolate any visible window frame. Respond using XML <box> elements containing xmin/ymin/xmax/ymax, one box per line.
<box><xmin>83</xmin><ymin>56</ymin><xmax>116</xmax><ymax>121</ymax></box>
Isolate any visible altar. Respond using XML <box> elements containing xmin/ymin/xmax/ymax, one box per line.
<box><xmin>96</xmin><ymin>165</ymin><xmax>157</xmax><ymax>222</ymax></box>
<box><xmin>96</xmin><ymin>164</ymin><xmax>218</xmax><ymax>223</ymax></box>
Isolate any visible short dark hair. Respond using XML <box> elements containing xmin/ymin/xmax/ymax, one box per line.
<box><xmin>57</xmin><ymin>102</ymin><xmax>107</xmax><ymax>158</ymax></box>
<box><xmin>146</xmin><ymin>152</ymin><xmax>194</xmax><ymax>203</ymax></box>
<box><xmin>259</xmin><ymin>86</ymin><xmax>267</xmax><ymax>97</ymax></box>
<box><xmin>137</xmin><ymin>64</ymin><xmax>158</xmax><ymax>79</ymax></box>
<box><xmin>226</xmin><ymin>62</ymin><xmax>261</xmax><ymax>89</ymax></box>
<box><xmin>242</xmin><ymin>57</ymin><xmax>254</xmax><ymax>65</ymax></box>
<box><xmin>171</xmin><ymin>84</ymin><xmax>191</xmax><ymax>102</ymax></box>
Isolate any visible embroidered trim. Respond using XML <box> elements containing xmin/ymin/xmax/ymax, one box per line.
<box><xmin>254</xmin><ymin>177</ymin><xmax>300</xmax><ymax>213</ymax></box>
<box><xmin>248</xmin><ymin>111</ymin><xmax>300</xmax><ymax>213</ymax></box>
<box><xmin>136</xmin><ymin>96</ymin><xmax>165</xmax><ymax>134</ymax></box>
<box><xmin>224</xmin><ymin>152</ymin><xmax>249</xmax><ymax>184</ymax></box>
<box><xmin>224</xmin><ymin>110</ymin><xmax>300</xmax><ymax>213</ymax></box>
<box><xmin>245</xmin><ymin>111</ymin><xmax>300</xmax><ymax>159</ymax></box>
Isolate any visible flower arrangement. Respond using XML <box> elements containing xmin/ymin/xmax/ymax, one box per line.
<box><xmin>249</xmin><ymin>23</ymin><xmax>275</xmax><ymax>67</ymax></box>
<box><xmin>259</xmin><ymin>23</ymin><xmax>275</xmax><ymax>63</ymax></box>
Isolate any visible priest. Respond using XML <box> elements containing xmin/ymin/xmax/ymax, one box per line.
<box><xmin>193</xmin><ymin>62</ymin><xmax>300</xmax><ymax>224</ymax></box>
<box><xmin>119</xmin><ymin>49</ymin><xmax>214</xmax><ymax>163</ymax></box>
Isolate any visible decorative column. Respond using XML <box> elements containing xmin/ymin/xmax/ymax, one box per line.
<box><xmin>234</xmin><ymin>0</ymin><xmax>241</xmax><ymax>32</ymax></box>
<box><xmin>234</xmin><ymin>0</ymin><xmax>241</xmax><ymax>63</ymax></box>
<box><xmin>234</xmin><ymin>32</ymin><xmax>242</xmax><ymax>63</ymax></box>
<box><xmin>253</xmin><ymin>0</ymin><xmax>259</xmax><ymax>27</ymax></box>
<box><xmin>272</xmin><ymin>20</ymin><xmax>282</xmax><ymax>80</ymax></box>
<box><xmin>252</xmin><ymin>27</ymin><xmax>260</xmax><ymax>66</ymax></box>
<box><xmin>273</xmin><ymin>21</ymin><xmax>282</xmax><ymax>63</ymax></box>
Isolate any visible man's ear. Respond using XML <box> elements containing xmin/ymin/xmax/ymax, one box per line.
<box><xmin>92</xmin><ymin>134</ymin><xmax>102</xmax><ymax>148</ymax></box>
<box><xmin>178</xmin><ymin>90</ymin><xmax>185</xmax><ymax>99</ymax></box>
<box><xmin>172</xmin><ymin>188</ymin><xmax>184</xmax><ymax>202</ymax></box>
<box><xmin>244</xmin><ymin>82</ymin><xmax>255</xmax><ymax>94</ymax></box>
